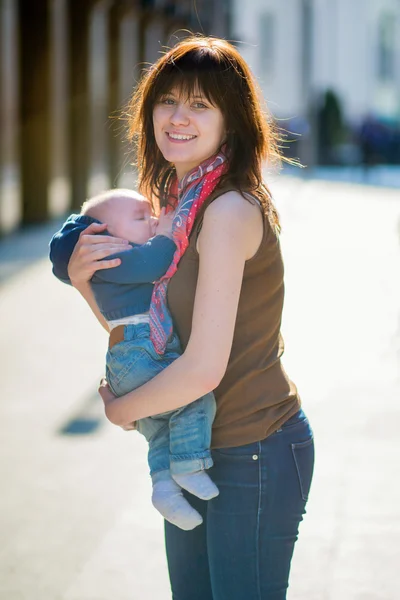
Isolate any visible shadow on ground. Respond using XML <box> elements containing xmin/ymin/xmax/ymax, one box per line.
<box><xmin>58</xmin><ymin>389</ymin><xmax>105</xmax><ymax>436</ymax></box>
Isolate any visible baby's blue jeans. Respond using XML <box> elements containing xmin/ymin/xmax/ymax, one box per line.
<box><xmin>105</xmin><ymin>322</ymin><xmax>216</xmax><ymax>477</ymax></box>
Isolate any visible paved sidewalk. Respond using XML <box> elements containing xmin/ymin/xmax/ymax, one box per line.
<box><xmin>1</xmin><ymin>176</ymin><xmax>399</xmax><ymax>599</ymax></box>
<box><xmin>283</xmin><ymin>164</ymin><xmax>400</xmax><ymax>190</ymax></box>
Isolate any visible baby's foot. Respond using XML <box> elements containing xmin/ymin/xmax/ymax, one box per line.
<box><xmin>172</xmin><ymin>471</ymin><xmax>219</xmax><ymax>501</ymax></box>
<box><xmin>152</xmin><ymin>478</ymin><xmax>203</xmax><ymax>530</ymax></box>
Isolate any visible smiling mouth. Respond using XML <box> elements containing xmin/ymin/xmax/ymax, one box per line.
<box><xmin>166</xmin><ymin>132</ymin><xmax>197</xmax><ymax>141</ymax></box>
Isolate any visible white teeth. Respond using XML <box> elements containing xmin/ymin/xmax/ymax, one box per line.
<box><xmin>168</xmin><ymin>133</ymin><xmax>196</xmax><ymax>140</ymax></box>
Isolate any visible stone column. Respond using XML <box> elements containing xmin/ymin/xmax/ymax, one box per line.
<box><xmin>67</xmin><ymin>0</ymin><xmax>96</xmax><ymax>209</ymax></box>
<box><xmin>18</xmin><ymin>0</ymin><xmax>51</xmax><ymax>223</ymax></box>
<box><xmin>49</xmin><ymin>0</ymin><xmax>70</xmax><ymax>218</ymax></box>
<box><xmin>115</xmin><ymin>2</ymin><xmax>141</xmax><ymax>189</ymax></box>
<box><xmin>0</xmin><ymin>0</ymin><xmax>21</xmax><ymax>234</ymax></box>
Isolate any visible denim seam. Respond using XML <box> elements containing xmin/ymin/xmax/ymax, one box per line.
<box><xmin>256</xmin><ymin>440</ymin><xmax>262</xmax><ymax>600</ymax></box>
<box><xmin>150</xmin><ymin>467</ymin><xmax>170</xmax><ymax>478</ymax></box>
<box><xmin>142</xmin><ymin>421</ymin><xmax>169</xmax><ymax>445</ymax></box>
<box><xmin>280</xmin><ymin>417</ymin><xmax>308</xmax><ymax>431</ymax></box>
<box><xmin>169</xmin><ymin>451</ymin><xmax>212</xmax><ymax>461</ymax></box>
<box><xmin>109</xmin><ymin>349</ymin><xmax>148</xmax><ymax>387</ymax></box>
<box><xmin>291</xmin><ymin>438</ymin><xmax>313</xmax><ymax>501</ymax></box>
<box><xmin>171</xmin><ymin>457</ymin><xmax>213</xmax><ymax>473</ymax></box>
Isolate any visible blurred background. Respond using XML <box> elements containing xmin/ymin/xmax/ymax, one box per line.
<box><xmin>1</xmin><ymin>1</ymin><xmax>400</xmax><ymax>599</ymax></box>
<box><xmin>1</xmin><ymin>0</ymin><xmax>400</xmax><ymax>235</ymax></box>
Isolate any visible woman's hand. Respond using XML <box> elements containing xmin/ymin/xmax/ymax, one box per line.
<box><xmin>98</xmin><ymin>378</ymin><xmax>137</xmax><ymax>430</ymax></box>
<box><xmin>155</xmin><ymin>207</ymin><xmax>175</xmax><ymax>239</ymax></box>
<box><xmin>98</xmin><ymin>377</ymin><xmax>116</xmax><ymax>405</ymax></box>
<box><xmin>68</xmin><ymin>222</ymin><xmax>130</xmax><ymax>286</ymax></box>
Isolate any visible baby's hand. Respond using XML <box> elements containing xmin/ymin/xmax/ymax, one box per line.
<box><xmin>156</xmin><ymin>207</ymin><xmax>175</xmax><ymax>239</ymax></box>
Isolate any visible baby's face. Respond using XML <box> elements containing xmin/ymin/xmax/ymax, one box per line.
<box><xmin>104</xmin><ymin>195</ymin><xmax>158</xmax><ymax>244</ymax></box>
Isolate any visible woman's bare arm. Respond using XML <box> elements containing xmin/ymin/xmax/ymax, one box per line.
<box><xmin>74</xmin><ymin>281</ymin><xmax>110</xmax><ymax>332</ymax></box>
<box><xmin>103</xmin><ymin>191</ymin><xmax>263</xmax><ymax>427</ymax></box>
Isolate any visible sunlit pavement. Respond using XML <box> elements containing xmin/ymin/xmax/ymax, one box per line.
<box><xmin>1</xmin><ymin>176</ymin><xmax>399</xmax><ymax>600</ymax></box>
<box><xmin>284</xmin><ymin>164</ymin><xmax>400</xmax><ymax>190</ymax></box>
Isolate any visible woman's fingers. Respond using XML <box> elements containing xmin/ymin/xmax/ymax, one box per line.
<box><xmin>67</xmin><ymin>223</ymin><xmax>129</xmax><ymax>283</ymax></box>
<box><xmin>121</xmin><ymin>422</ymin><xmax>137</xmax><ymax>431</ymax></box>
<box><xmin>94</xmin><ymin>258</ymin><xmax>121</xmax><ymax>270</ymax></box>
<box><xmin>98</xmin><ymin>378</ymin><xmax>117</xmax><ymax>404</ymax></box>
<box><xmin>82</xmin><ymin>221</ymin><xmax>107</xmax><ymax>231</ymax></box>
<box><xmin>89</xmin><ymin>243</ymin><xmax>129</xmax><ymax>255</ymax></box>
<box><xmin>78</xmin><ymin>222</ymin><xmax>108</xmax><ymax>238</ymax></box>
<box><xmin>69</xmin><ymin>243</ymin><xmax>127</xmax><ymax>274</ymax></box>
<box><xmin>80</xmin><ymin>233</ymin><xmax>129</xmax><ymax>245</ymax></box>
<box><xmin>78</xmin><ymin>222</ymin><xmax>129</xmax><ymax>245</ymax></box>
<box><xmin>74</xmin><ymin>241</ymin><xmax>128</xmax><ymax>257</ymax></box>
<box><xmin>84</xmin><ymin>243</ymin><xmax>130</xmax><ymax>260</ymax></box>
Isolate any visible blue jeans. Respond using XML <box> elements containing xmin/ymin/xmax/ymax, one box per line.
<box><xmin>105</xmin><ymin>322</ymin><xmax>216</xmax><ymax>476</ymax></box>
<box><xmin>165</xmin><ymin>409</ymin><xmax>315</xmax><ymax>600</ymax></box>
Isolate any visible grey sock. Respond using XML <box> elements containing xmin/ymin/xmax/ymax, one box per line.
<box><xmin>151</xmin><ymin>477</ymin><xmax>203</xmax><ymax>531</ymax></box>
<box><xmin>172</xmin><ymin>471</ymin><xmax>219</xmax><ymax>501</ymax></box>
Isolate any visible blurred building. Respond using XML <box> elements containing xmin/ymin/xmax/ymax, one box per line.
<box><xmin>0</xmin><ymin>0</ymin><xmax>230</xmax><ymax>235</ymax></box>
<box><xmin>232</xmin><ymin>0</ymin><xmax>400</xmax><ymax>166</ymax></box>
<box><xmin>2</xmin><ymin>0</ymin><xmax>399</xmax><ymax>236</ymax></box>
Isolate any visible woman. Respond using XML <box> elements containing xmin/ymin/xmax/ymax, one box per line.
<box><xmin>67</xmin><ymin>36</ymin><xmax>314</xmax><ymax>600</ymax></box>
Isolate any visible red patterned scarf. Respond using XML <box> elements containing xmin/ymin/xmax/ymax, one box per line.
<box><xmin>149</xmin><ymin>150</ymin><xmax>227</xmax><ymax>354</ymax></box>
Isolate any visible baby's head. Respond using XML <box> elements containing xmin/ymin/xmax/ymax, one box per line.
<box><xmin>81</xmin><ymin>189</ymin><xmax>157</xmax><ymax>244</ymax></box>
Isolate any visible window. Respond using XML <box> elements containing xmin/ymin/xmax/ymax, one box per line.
<box><xmin>378</xmin><ymin>12</ymin><xmax>396</xmax><ymax>82</ymax></box>
<box><xmin>259</xmin><ymin>12</ymin><xmax>275</xmax><ymax>76</ymax></box>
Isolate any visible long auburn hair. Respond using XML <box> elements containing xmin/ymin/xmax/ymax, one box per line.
<box><xmin>127</xmin><ymin>35</ymin><xmax>286</xmax><ymax>231</ymax></box>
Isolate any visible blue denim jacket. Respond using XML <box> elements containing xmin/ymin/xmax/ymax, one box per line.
<box><xmin>49</xmin><ymin>214</ymin><xmax>176</xmax><ymax>320</ymax></box>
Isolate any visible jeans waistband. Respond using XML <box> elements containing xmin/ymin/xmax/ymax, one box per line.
<box><xmin>280</xmin><ymin>408</ymin><xmax>307</xmax><ymax>429</ymax></box>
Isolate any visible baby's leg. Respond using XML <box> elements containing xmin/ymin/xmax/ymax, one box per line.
<box><xmin>151</xmin><ymin>470</ymin><xmax>203</xmax><ymax>531</ymax></box>
<box><xmin>169</xmin><ymin>392</ymin><xmax>219</xmax><ymax>500</ymax></box>
<box><xmin>139</xmin><ymin>417</ymin><xmax>202</xmax><ymax>530</ymax></box>
<box><xmin>106</xmin><ymin>328</ymin><xmax>203</xmax><ymax>528</ymax></box>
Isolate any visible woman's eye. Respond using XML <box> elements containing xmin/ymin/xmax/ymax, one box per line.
<box><xmin>161</xmin><ymin>98</ymin><xmax>175</xmax><ymax>105</ymax></box>
<box><xmin>192</xmin><ymin>102</ymin><xmax>207</xmax><ymax>109</ymax></box>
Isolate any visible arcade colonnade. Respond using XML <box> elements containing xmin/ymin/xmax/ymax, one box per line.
<box><xmin>0</xmin><ymin>0</ymin><xmax>229</xmax><ymax>234</ymax></box>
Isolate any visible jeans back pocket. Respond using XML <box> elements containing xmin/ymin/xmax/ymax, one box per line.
<box><xmin>291</xmin><ymin>437</ymin><xmax>315</xmax><ymax>501</ymax></box>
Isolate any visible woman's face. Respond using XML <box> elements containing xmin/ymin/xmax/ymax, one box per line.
<box><xmin>152</xmin><ymin>86</ymin><xmax>226</xmax><ymax>180</ymax></box>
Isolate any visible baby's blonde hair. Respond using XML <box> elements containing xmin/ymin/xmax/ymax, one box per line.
<box><xmin>80</xmin><ymin>188</ymin><xmax>145</xmax><ymax>221</ymax></box>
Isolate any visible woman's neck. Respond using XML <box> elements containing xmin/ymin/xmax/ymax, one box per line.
<box><xmin>175</xmin><ymin>163</ymin><xmax>198</xmax><ymax>182</ymax></box>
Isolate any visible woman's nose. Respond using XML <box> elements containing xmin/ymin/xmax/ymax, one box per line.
<box><xmin>170</xmin><ymin>103</ymin><xmax>190</xmax><ymax>126</ymax></box>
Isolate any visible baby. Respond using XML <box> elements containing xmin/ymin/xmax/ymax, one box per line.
<box><xmin>49</xmin><ymin>189</ymin><xmax>218</xmax><ymax>530</ymax></box>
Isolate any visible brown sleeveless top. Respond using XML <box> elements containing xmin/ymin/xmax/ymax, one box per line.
<box><xmin>167</xmin><ymin>187</ymin><xmax>301</xmax><ymax>448</ymax></box>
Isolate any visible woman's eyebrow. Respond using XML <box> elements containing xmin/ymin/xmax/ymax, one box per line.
<box><xmin>160</xmin><ymin>91</ymin><xmax>207</xmax><ymax>104</ymax></box>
